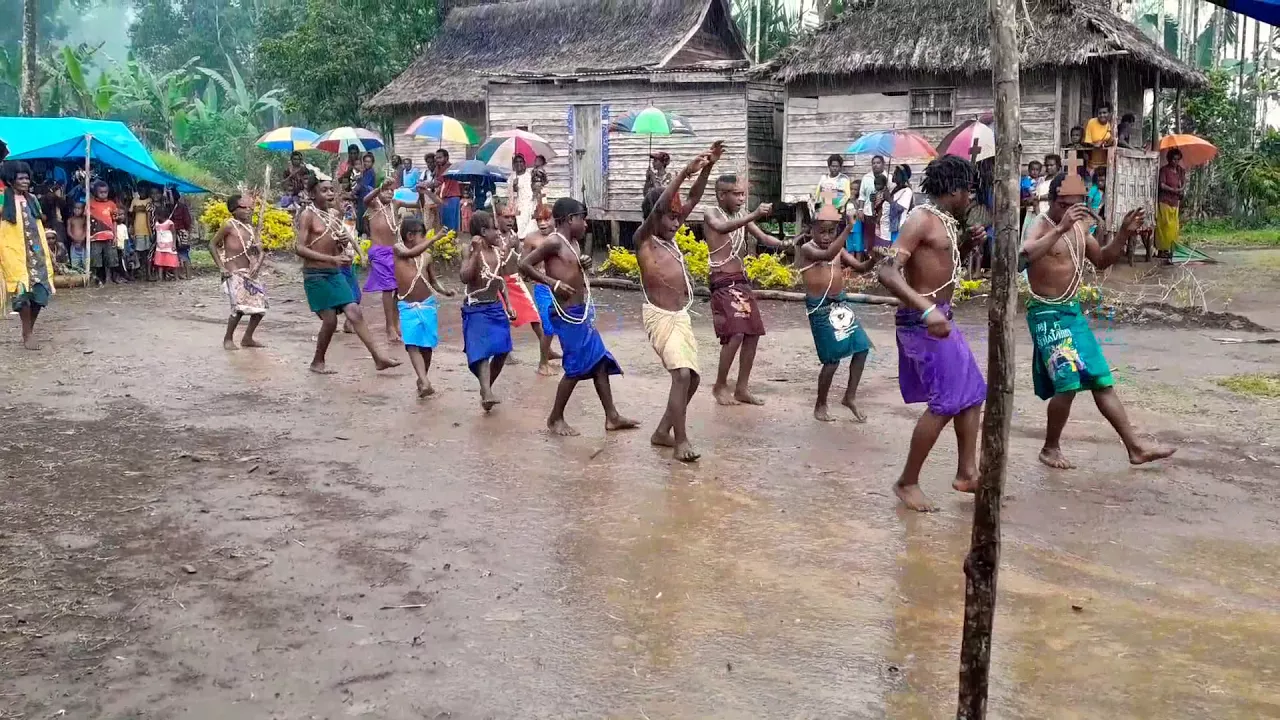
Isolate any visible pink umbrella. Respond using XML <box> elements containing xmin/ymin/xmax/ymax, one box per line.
<box><xmin>937</xmin><ymin>119</ymin><xmax>996</xmax><ymax>161</ymax></box>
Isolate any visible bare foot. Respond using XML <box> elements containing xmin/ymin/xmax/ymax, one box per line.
<box><xmin>1128</xmin><ymin>441</ymin><xmax>1177</xmax><ymax>465</ymax></box>
<box><xmin>673</xmin><ymin>441</ymin><xmax>701</xmax><ymax>462</ymax></box>
<box><xmin>605</xmin><ymin>414</ymin><xmax>640</xmax><ymax>431</ymax></box>
<box><xmin>223</xmin><ymin>339</ymin><xmax>239</xmax><ymax>351</ymax></box>
<box><xmin>536</xmin><ymin>362</ymin><xmax>556</xmax><ymax>377</ymax></box>
<box><xmin>650</xmin><ymin>429</ymin><xmax>676</xmax><ymax>447</ymax></box>
<box><xmin>373</xmin><ymin>356</ymin><xmax>402</xmax><ymax>371</ymax></box>
<box><xmin>894</xmin><ymin>480</ymin><xmax>937</xmax><ymax>512</ymax></box>
<box><xmin>309</xmin><ymin>362</ymin><xmax>338</xmax><ymax>375</ymax></box>
<box><xmin>1038</xmin><ymin>447</ymin><xmax>1076</xmax><ymax>469</ymax></box>
<box><xmin>342</xmin><ymin>320</ymin><xmax>354</xmax><ymax>334</ymax></box>
<box><xmin>548</xmin><ymin>418</ymin><xmax>579</xmax><ymax>436</ymax></box>
<box><xmin>22</xmin><ymin>337</ymin><xmax>41</xmax><ymax>350</ymax></box>
<box><xmin>841</xmin><ymin>397</ymin><xmax>867</xmax><ymax>422</ymax></box>
<box><xmin>416</xmin><ymin>379</ymin><xmax>434</xmax><ymax>398</ymax></box>
<box><xmin>481</xmin><ymin>392</ymin><xmax>501</xmax><ymax>413</ymax></box>
<box><xmin>734</xmin><ymin>390</ymin><xmax>765</xmax><ymax>406</ymax></box>
<box><xmin>240</xmin><ymin>338</ymin><xmax>266</xmax><ymax>349</ymax></box>
<box><xmin>387</xmin><ymin>333</ymin><xmax>403</xmax><ymax>345</ymax></box>
<box><xmin>713</xmin><ymin>384</ymin><xmax>740</xmax><ymax>406</ymax></box>
<box><xmin>952</xmin><ymin>475</ymin><xmax>978</xmax><ymax>494</ymax></box>
<box><xmin>814</xmin><ymin>404</ymin><xmax>835</xmax><ymax>422</ymax></box>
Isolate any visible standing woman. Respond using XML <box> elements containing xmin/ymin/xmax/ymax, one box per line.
<box><xmin>0</xmin><ymin>161</ymin><xmax>57</xmax><ymax>349</ymax></box>
<box><xmin>354</xmin><ymin>152</ymin><xmax>377</xmax><ymax>238</ymax></box>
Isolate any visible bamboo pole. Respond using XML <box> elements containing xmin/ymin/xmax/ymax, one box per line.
<box><xmin>956</xmin><ymin>0</ymin><xmax>1019</xmax><ymax>711</ymax></box>
<box><xmin>83</xmin><ymin>135</ymin><xmax>92</xmax><ymax>286</ymax></box>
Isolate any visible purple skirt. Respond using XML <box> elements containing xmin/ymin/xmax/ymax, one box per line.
<box><xmin>363</xmin><ymin>244</ymin><xmax>397</xmax><ymax>293</ymax></box>
<box><xmin>895</xmin><ymin>302</ymin><xmax>987</xmax><ymax>417</ymax></box>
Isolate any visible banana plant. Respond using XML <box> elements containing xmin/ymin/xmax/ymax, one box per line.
<box><xmin>109</xmin><ymin>54</ymin><xmax>200</xmax><ymax>151</ymax></box>
<box><xmin>196</xmin><ymin>55</ymin><xmax>283</xmax><ymax>128</ymax></box>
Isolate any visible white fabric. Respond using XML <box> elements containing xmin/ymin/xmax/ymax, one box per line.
<box><xmin>508</xmin><ymin>169</ymin><xmax>536</xmax><ymax>239</ymax></box>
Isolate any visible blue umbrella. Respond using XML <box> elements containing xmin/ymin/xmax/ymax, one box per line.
<box><xmin>443</xmin><ymin>160</ymin><xmax>509</xmax><ymax>182</ymax></box>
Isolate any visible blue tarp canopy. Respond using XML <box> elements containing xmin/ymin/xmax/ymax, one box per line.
<box><xmin>0</xmin><ymin>117</ymin><xmax>207</xmax><ymax>194</ymax></box>
<box><xmin>1207</xmin><ymin>0</ymin><xmax>1280</xmax><ymax>26</ymax></box>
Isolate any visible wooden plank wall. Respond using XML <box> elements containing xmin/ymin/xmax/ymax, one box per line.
<box><xmin>487</xmin><ymin>79</ymin><xmax>749</xmax><ymax>222</ymax></box>
<box><xmin>389</xmin><ymin>102</ymin><xmax>487</xmax><ymax>167</ymax></box>
<box><xmin>780</xmin><ymin>72</ymin><xmax>1058</xmax><ymax>204</ymax></box>
<box><xmin>746</xmin><ymin>81</ymin><xmax>784</xmax><ymax>209</ymax></box>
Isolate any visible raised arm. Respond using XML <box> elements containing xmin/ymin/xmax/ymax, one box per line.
<box><xmin>1021</xmin><ymin>204</ymin><xmax>1090</xmax><ymax>265</ymax></box>
<box><xmin>680</xmin><ymin>141</ymin><xmax>723</xmax><ymax>217</ymax></box>
<box><xmin>634</xmin><ymin>155</ymin><xmax>707</xmax><ymax>248</ymax></box>
<box><xmin>1086</xmin><ymin>208</ymin><xmax>1143</xmax><ymax>270</ymax></box>
<box><xmin>425</xmin><ymin>255</ymin><xmax>454</xmax><ymax>297</ymax></box>
<box><xmin>363</xmin><ymin>178</ymin><xmax>394</xmax><ymax>208</ymax></box>
<box><xmin>459</xmin><ymin>239</ymin><xmax>483</xmax><ymax>284</ymax></box>
<box><xmin>839</xmin><ymin>248</ymin><xmax>875</xmax><ymax>273</ymax></box>
<box><xmin>518</xmin><ymin>235</ymin><xmax>564</xmax><ymax>290</ymax></box>
<box><xmin>394</xmin><ymin>238</ymin><xmax>434</xmax><ymax>259</ymax></box>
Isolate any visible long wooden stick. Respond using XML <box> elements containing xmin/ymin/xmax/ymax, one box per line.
<box><xmin>84</xmin><ymin>134</ymin><xmax>92</xmax><ymax>286</ymax></box>
<box><xmin>957</xmin><ymin>0</ymin><xmax>1020</xmax><ymax>716</ymax></box>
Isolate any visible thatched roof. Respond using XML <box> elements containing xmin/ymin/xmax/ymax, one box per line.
<box><xmin>366</xmin><ymin>0</ymin><xmax>744</xmax><ymax>111</ymax></box>
<box><xmin>768</xmin><ymin>0</ymin><xmax>1205</xmax><ymax>88</ymax></box>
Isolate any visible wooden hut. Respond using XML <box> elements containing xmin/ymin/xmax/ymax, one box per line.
<box><xmin>767</xmin><ymin>0</ymin><xmax>1205</xmax><ymax>227</ymax></box>
<box><xmin>367</xmin><ymin>0</ymin><xmax>784</xmax><ymax>227</ymax></box>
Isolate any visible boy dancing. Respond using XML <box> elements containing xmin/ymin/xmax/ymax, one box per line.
<box><xmin>523</xmin><ymin>202</ymin><xmax>563</xmax><ymax>374</ymax></box>
<box><xmin>295</xmin><ymin>177</ymin><xmax>401</xmax><ymax>374</ymax></box>
<box><xmin>210</xmin><ymin>194</ymin><xmax>268</xmax><ymax>350</ymax></box>
<box><xmin>394</xmin><ymin>216</ymin><xmax>454</xmax><ymax>398</ymax></box>
<box><xmin>496</xmin><ymin>200</ymin><xmax>557</xmax><ymax>374</ymax></box>
<box><xmin>1022</xmin><ymin>173</ymin><xmax>1176</xmax><ymax>468</ymax></box>
<box><xmin>703</xmin><ymin>172</ymin><xmax>789</xmax><ymax>406</ymax></box>
<box><xmin>876</xmin><ymin>156</ymin><xmax>988</xmax><ymax>512</ymax></box>
<box><xmin>519</xmin><ymin>198</ymin><xmax>638</xmax><ymax>436</ymax></box>
<box><xmin>634</xmin><ymin>146</ymin><xmax>717</xmax><ymax>462</ymax></box>
<box><xmin>797</xmin><ymin>195</ymin><xmax>876</xmax><ymax>422</ymax></box>
<box><xmin>459</xmin><ymin>211</ymin><xmax>515</xmax><ymax>412</ymax></box>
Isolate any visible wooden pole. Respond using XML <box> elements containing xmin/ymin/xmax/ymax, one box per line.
<box><xmin>1152</xmin><ymin>71</ymin><xmax>1161</xmax><ymax>150</ymax></box>
<box><xmin>84</xmin><ymin>135</ymin><xmax>92</xmax><ymax>286</ymax></box>
<box><xmin>957</xmin><ymin>0</ymin><xmax>1019</xmax><ymax>712</ymax></box>
<box><xmin>1108</xmin><ymin>59</ymin><xmax>1119</xmax><ymax>235</ymax></box>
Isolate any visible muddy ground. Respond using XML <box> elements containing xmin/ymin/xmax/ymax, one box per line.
<box><xmin>1</xmin><ymin>256</ymin><xmax>1278</xmax><ymax>719</ymax></box>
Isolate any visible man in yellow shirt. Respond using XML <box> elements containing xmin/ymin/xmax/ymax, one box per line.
<box><xmin>1083</xmin><ymin>103</ymin><xmax>1115</xmax><ymax>170</ymax></box>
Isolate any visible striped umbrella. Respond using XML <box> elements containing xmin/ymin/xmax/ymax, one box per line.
<box><xmin>937</xmin><ymin>119</ymin><xmax>996</xmax><ymax>161</ymax></box>
<box><xmin>405</xmin><ymin>115</ymin><xmax>482</xmax><ymax>145</ymax></box>
<box><xmin>315</xmin><ymin>127</ymin><xmax>385</xmax><ymax>153</ymax></box>
<box><xmin>256</xmin><ymin>126</ymin><xmax>320</xmax><ymax>152</ymax></box>
<box><xmin>847</xmin><ymin>129</ymin><xmax>938</xmax><ymax>160</ymax></box>
<box><xmin>475</xmin><ymin>130</ymin><xmax>556</xmax><ymax>169</ymax></box>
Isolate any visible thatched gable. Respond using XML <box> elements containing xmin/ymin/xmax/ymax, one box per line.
<box><xmin>767</xmin><ymin>0</ymin><xmax>1205</xmax><ymax>88</ymax></box>
<box><xmin>365</xmin><ymin>0</ymin><xmax>748</xmax><ymax>112</ymax></box>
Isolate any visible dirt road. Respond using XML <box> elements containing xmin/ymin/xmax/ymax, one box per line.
<box><xmin>2</xmin><ymin>270</ymin><xmax>1278</xmax><ymax>719</ymax></box>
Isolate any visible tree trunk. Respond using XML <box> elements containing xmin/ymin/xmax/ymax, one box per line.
<box><xmin>20</xmin><ymin>0</ymin><xmax>39</xmax><ymax>115</ymax></box>
<box><xmin>957</xmin><ymin>0</ymin><xmax>1019</xmax><ymax>711</ymax></box>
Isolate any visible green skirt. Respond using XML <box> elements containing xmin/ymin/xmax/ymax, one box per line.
<box><xmin>303</xmin><ymin>267</ymin><xmax>357</xmax><ymax>314</ymax></box>
<box><xmin>1026</xmin><ymin>299</ymin><xmax>1114</xmax><ymax>400</ymax></box>
<box><xmin>806</xmin><ymin>293</ymin><xmax>872</xmax><ymax>365</ymax></box>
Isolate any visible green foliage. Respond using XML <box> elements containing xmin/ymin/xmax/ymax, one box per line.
<box><xmin>199</xmin><ymin>198</ymin><xmax>296</xmax><ymax>251</ymax></box>
<box><xmin>599</xmin><ymin>246</ymin><xmax>641</xmax><ymax>280</ymax></box>
<box><xmin>743</xmin><ymin>253</ymin><xmax>795</xmax><ymax>289</ymax></box>
<box><xmin>129</xmin><ymin>0</ymin><xmax>257</xmax><ymax>85</ymax></box>
<box><xmin>674</xmin><ymin>225</ymin><xmax>709</xmax><ymax>285</ymax></box>
<box><xmin>1216</xmin><ymin>373</ymin><xmax>1280</xmax><ymax>399</ymax></box>
<box><xmin>152</xmin><ymin>150</ymin><xmax>230</xmax><ymax>194</ymax></box>
<box><xmin>1183</xmin><ymin>218</ymin><xmax>1280</xmax><ymax>247</ymax></box>
<box><xmin>256</xmin><ymin>0</ymin><xmax>440</xmax><ymax>127</ymax></box>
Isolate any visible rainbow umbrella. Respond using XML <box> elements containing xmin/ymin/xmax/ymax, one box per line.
<box><xmin>405</xmin><ymin>115</ymin><xmax>482</xmax><ymax>145</ymax></box>
<box><xmin>256</xmin><ymin>126</ymin><xmax>319</xmax><ymax>152</ymax></box>
<box><xmin>937</xmin><ymin>119</ymin><xmax>996</xmax><ymax>161</ymax></box>
<box><xmin>315</xmin><ymin>127</ymin><xmax>385</xmax><ymax>153</ymax></box>
<box><xmin>475</xmin><ymin>129</ymin><xmax>556</xmax><ymax>169</ymax></box>
<box><xmin>1159</xmin><ymin>134</ymin><xmax>1218</xmax><ymax>168</ymax></box>
<box><xmin>847</xmin><ymin>129</ymin><xmax>938</xmax><ymax>160</ymax></box>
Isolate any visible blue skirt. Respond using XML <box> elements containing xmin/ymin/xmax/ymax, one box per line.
<box><xmin>461</xmin><ymin>301</ymin><xmax>513</xmax><ymax>376</ymax></box>
<box><xmin>399</xmin><ymin>296</ymin><xmax>439</xmax><ymax>349</ymax></box>
<box><xmin>340</xmin><ymin>264</ymin><xmax>362</xmax><ymax>304</ymax></box>
<box><xmin>532</xmin><ymin>283</ymin><xmax>557</xmax><ymax>336</ymax></box>
<box><xmin>440</xmin><ymin>197</ymin><xmax>462</xmax><ymax>232</ymax></box>
<box><xmin>549</xmin><ymin>304</ymin><xmax>621</xmax><ymax>380</ymax></box>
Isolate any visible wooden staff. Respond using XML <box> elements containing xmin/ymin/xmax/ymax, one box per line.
<box><xmin>252</xmin><ymin>166</ymin><xmax>271</xmax><ymax>278</ymax></box>
<box><xmin>957</xmin><ymin>0</ymin><xmax>1020</xmax><ymax>715</ymax></box>
<box><xmin>83</xmin><ymin>134</ymin><xmax>92</xmax><ymax>286</ymax></box>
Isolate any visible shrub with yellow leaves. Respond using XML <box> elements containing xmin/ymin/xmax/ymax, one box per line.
<box><xmin>599</xmin><ymin>246</ymin><xmax>641</xmax><ymax>280</ymax></box>
<box><xmin>743</xmin><ymin>253</ymin><xmax>795</xmax><ymax>289</ymax></box>
<box><xmin>674</xmin><ymin>225</ymin><xmax>709</xmax><ymax>285</ymax></box>
<box><xmin>428</xmin><ymin>228</ymin><xmax>459</xmax><ymax>264</ymax></box>
<box><xmin>199</xmin><ymin>198</ymin><xmax>295</xmax><ymax>251</ymax></box>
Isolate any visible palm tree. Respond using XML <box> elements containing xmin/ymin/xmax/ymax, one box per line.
<box><xmin>20</xmin><ymin>0</ymin><xmax>39</xmax><ymax>114</ymax></box>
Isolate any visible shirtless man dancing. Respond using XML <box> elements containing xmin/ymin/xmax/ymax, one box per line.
<box><xmin>295</xmin><ymin>177</ymin><xmax>400</xmax><ymax>374</ymax></box>
<box><xmin>703</xmin><ymin>171</ymin><xmax>790</xmax><ymax>405</ymax></box>
<box><xmin>393</xmin><ymin>216</ymin><xmax>454</xmax><ymax>398</ymax></box>
<box><xmin>519</xmin><ymin>197</ymin><xmax>638</xmax><ymax>436</ymax></box>
<box><xmin>634</xmin><ymin>146</ymin><xmax>717</xmax><ymax>462</ymax></box>
<box><xmin>877</xmin><ymin>156</ymin><xmax>988</xmax><ymax>512</ymax></box>
<box><xmin>496</xmin><ymin>200</ymin><xmax>558</xmax><ymax>375</ymax></box>
<box><xmin>523</xmin><ymin>202</ymin><xmax>563</xmax><ymax>374</ymax></box>
<box><xmin>210</xmin><ymin>194</ymin><xmax>268</xmax><ymax>350</ymax></box>
<box><xmin>459</xmin><ymin>211</ymin><xmax>515</xmax><ymax>412</ymax></box>
<box><xmin>1022</xmin><ymin>173</ymin><xmax>1176</xmax><ymax>469</ymax></box>
<box><xmin>362</xmin><ymin>177</ymin><xmax>427</xmax><ymax>344</ymax></box>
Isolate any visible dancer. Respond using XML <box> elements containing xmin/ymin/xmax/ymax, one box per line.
<box><xmin>876</xmin><ymin>156</ymin><xmax>988</xmax><ymax>512</ymax></box>
<box><xmin>521</xmin><ymin>202</ymin><xmax>564</xmax><ymax>375</ymax></box>
<box><xmin>703</xmin><ymin>172</ymin><xmax>788</xmax><ymax>405</ymax></box>
<box><xmin>798</xmin><ymin>195</ymin><xmax>875</xmax><ymax>422</ymax></box>
<box><xmin>295</xmin><ymin>177</ymin><xmax>401</xmax><ymax>374</ymax></box>
<box><xmin>1023</xmin><ymin>173</ymin><xmax>1176</xmax><ymax>469</ymax></box>
<box><xmin>0</xmin><ymin>161</ymin><xmax>56</xmax><ymax>350</ymax></box>
<box><xmin>495</xmin><ymin>200</ymin><xmax>556</xmax><ymax>374</ymax></box>
<box><xmin>634</xmin><ymin>147</ymin><xmax>717</xmax><ymax>462</ymax></box>
<box><xmin>209</xmin><ymin>194</ymin><xmax>268</xmax><ymax>350</ymax></box>
<box><xmin>459</xmin><ymin>210</ymin><xmax>515</xmax><ymax>412</ymax></box>
<box><xmin>362</xmin><ymin>177</ymin><xmax>420</xmax><ymax>344</ymax></box>
<box><xmin>519</xmin><ymin>197</ymin><xmax>637</xmax><ymax>436</ymax></box>
<box><xmin>394</xmin><ymin>216</ymin><xmax>454</xmax><ymax>399</ymax></box>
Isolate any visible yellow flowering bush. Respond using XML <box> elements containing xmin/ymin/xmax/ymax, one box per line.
<box><xmin>1076</xmin><ymin>284</ymin><xmax>1101</xmax><ymax>304</ymax></box>
<box><xmin>199</xmin><ymin>198</ymin><xmax>295</xmax><ymax>251</ymax></box>
<box><xmin>429</xmin><ymin>229</ymin><xmax>459</xmax><ymax>264</ymax></box>
<box><xmin>743</xmin><ymin>253</ymin><xmax>795</xmax><ymax>289</ymax></box>
<box><xmin>954</xmin><ymin>278</ymin><xmax>990</xmax><ymax>302</ymax></box>
<box><xmin>599</xmin><ymin>246</ymin><xmax>641</xmax><ymax>280</ymax></box>
<box><xmin>674</xmin><ymin>225</ymin><xmax>709</xmax><ymax>285</ymax></box>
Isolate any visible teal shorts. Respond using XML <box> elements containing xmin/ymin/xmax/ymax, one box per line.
<box><xmin>1027</xmin><ymin>300</ymin><xmax>1115</xmax><ymax>400</ymax></box>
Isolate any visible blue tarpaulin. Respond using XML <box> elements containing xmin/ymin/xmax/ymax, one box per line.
<box><xmin>1208</xmin><ymin>0</ymin><xmax>1280</xmax><ymax>26</ymax></box>
<box><xmin>0</xmin><ymin>117</ymin><xmax>207</xmax><ymax>194</ymax></box>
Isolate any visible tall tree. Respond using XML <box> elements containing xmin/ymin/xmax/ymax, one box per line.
<box><xmin>129</xmin><ymin>0</ymin><xmax>257</xmax><ymax>83</ymax></box>
<box><xmin>20</xmin><ymin>0</ymin><xmax>40</xmax><ymax>113</ymax></box>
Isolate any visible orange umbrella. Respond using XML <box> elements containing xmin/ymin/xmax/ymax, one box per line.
<box><xmin>1159</xmin><ymin>134</ymin><xmax>1217</xmax><ymax>167</ymax></box>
